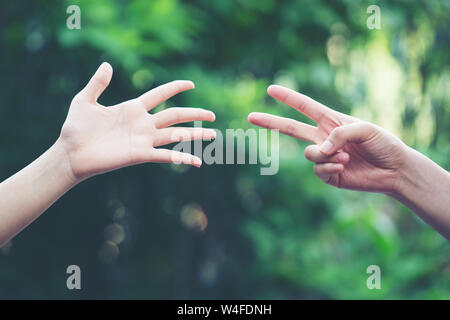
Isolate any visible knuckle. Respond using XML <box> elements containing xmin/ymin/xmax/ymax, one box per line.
<box><xmin>296</xmin><ymin>100</ymin><xmax>306</xmax><ymax>113</ymax></box>
<box><xmin>285</xmin><ymin>122</ymin><xmax>297</xmax><ymax>137</ymax></box>
<box><xmin>161</xmin><ymin>86</ymin><xmax>171</xmax><ymax>100</ymax></box>
<box><xmin>172</xmin><ymin>108</ymin><xmax>182</xmax><ymax>121</ymax></box>
<box><xmin>171</xmin><ymin>134</ymin><xmax>182</xmax><ymax>143</ymax></box>
<box><xmin>71</xmin><ymin>93</ymin><xmax>85</xmax><ymax>104</ymax></box>
<box><xmin>360</xmin><ymin>121</ymin><xmax>377</xmax><ymax>133</ymax></box>
<box><xmin>71</xmin><ymin>95</ymin><xmax>80</xmax><ymax>104</ymax></box>
<box><xmin>325</xmin><ymin>176</ymin><xmax>334</xmax><ymax>185</ymax></box>
<box><xmin>94</xmin><ymin>76</ymin><xmax>109</xmax><ymax>88</ymax></box>
<box><xmin>330</xmin><ymin>126</ymin><xmax>343</xmax><ymax>140</ymax></box>
<box><xmin>193</xmin><ymin>128</ymin><xmax>202</xmax><ymax>139</ymax></box>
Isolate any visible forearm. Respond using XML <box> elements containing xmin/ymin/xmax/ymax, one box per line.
<box><xmin>393</xmin><ymin>146</ymin><xmax>450</xmax><ymax>240</ymax></box>
<box><xmin>0</xmin><ymin>140</ymin><xmax>78</xmax><ymax>246</ymax></box>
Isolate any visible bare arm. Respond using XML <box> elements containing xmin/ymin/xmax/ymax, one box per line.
<box><xmin>0</xmin><ymin>142</ymin><xmax>76</xmax><ymax>245</ymax></box>
<box><xmin>394</xmin><ymin>147</ymin><xmax>450</xmax><ymax>239</ymax></box>
<box><xmin>0</xmin><ymin>63</ymin><xmax>216</xmax><ymax>246</ymax></box>
<box><xmin>249</xmin><ymin>85</ymin><xmax>450</xmax><ymax>240</ymax></box>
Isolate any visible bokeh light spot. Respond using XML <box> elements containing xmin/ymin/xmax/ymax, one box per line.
<box><xmin>99</xmin><ymin>240</ymin><xmax>120</xmax><ymax>264</ymax></box>
<box><xmin>180</xmin><ymin>203</ymin><xmax>208</xmax><ymax>232</ymax></box>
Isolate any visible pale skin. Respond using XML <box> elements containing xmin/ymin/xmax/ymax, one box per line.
<box><xmin>1</xmin><ymin>69</ymin><xmax>449</xmax><ymax>246</ymax></box>
<box><xmin>248</xmin><ymin>85</ymin><xmax>450</xmax><ymax>240</ymax></box>
<box><xmin>0</xmin><ymin>63</ymin><xmax>217</xmax><ymax>246</ymax></box>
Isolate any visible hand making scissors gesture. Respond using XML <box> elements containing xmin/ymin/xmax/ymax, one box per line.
<box><xmin>249</xmin><ymin>85</ymin><xmax>450</xmax><ymax>239</ymax></box>
<box><xmin>249</xmin><ymin>85</ymin><xmax>405</xmax><ymax>193</ymax></box>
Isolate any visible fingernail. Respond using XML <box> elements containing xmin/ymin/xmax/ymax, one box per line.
<box><xmin>207</xmin><ymin>130</ymin><xmax>216</xmax><ymax>140</ymax></box>
<box><xmin>193</xmin><ymin>158</ymin><xmax>202</xmax><ymax>167</ymax></box>
<box><xmin>100</xmin><ymin>62</ymin><xmax>112</xmax><ymax>71</ymax></box>
<box><xmin>248</xmin><ymin>112</ymin><xmax>262</xmax><ymax>121</ymax></box>
<box><xmin>267</xmin><ymin>85</ymin><xmax>281</xmax><ymax>96</ymax></box>
<box><xmin>320</xmin><ymin>140</ymin><xmax>333</xmax><ymax>154</ymax></box>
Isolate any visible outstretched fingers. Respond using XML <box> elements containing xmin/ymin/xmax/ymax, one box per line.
<box><xmin>304</xmin><ymin>144</ymin><xmax>349</xmax><ymax>164</ymax></box>
<box><xmin>138</xmin><ymin>80</ymin><xmax>195</xmax><ymax>111</ymax></box>
<box><xmin>313</xmin><ymin>163</ymin><xmax>344</xmax><ymax>184</ymax></box>
<box><xmin>267</xmin><ymin>85</ymin><xmax>331</xmax><ymax>122</ymax></box>
<box><xmin>248</xmin><ymin>112</ymin><xmax>318</xmax><ymax>143</ymax></box>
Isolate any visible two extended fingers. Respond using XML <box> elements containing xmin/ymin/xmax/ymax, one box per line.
<box><xmin>152</xmin><ymin>107</ymin><xmax>216</xmax><ymax>152</ymax></box>
<box><xmin>248</xmin><ymin>85</ymin><xmax>334</xmax><ymax>143</ymax></box>
<box><xmin>267</xmin><ymin>85</ymin><xmax>331</xmax><ymax>122</ymax></box>
<box><xmin>248</xmin><ymin>112</ymin><xmax>318</xmax><ymax>143</ymax></box>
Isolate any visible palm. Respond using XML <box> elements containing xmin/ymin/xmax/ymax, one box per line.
<box><xmin>249</xmin><ymin>85</ymin><xmax>405</xmax><ymax>193</ymax></box>
<box><xmin>59</xmin><ymin>63</ymin><xmax>216</xmax><ymax>181</ymax></box>
<box><xmin>62</xmin><ymin>100</ymin><xmax>149</xmax><ymax>178</ymax></box>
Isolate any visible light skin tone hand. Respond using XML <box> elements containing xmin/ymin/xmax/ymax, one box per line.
<box><xmin>0</xmin><ymin>63</ymin><xmax>216</xmax><ymax>246</ymax></box>
<box><xmin>249</xmin><ymin>85</ymin><xmax>450</xmax><ymax>240</ymax></box>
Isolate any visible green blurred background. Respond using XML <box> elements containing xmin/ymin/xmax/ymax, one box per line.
<box><xmin>0</xmin><ymin>0</ymin><xmax>449</xmax><ymax>299</ymax></box>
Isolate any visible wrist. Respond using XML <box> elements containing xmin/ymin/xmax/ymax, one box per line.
<box><xmin>49</xmin><ymin>139</ymin><xmax>81</xmax><ymax>187</ymax></box>
<box><xmin>390</xmin><ymin>145</ymin><xmax>450</xmax><ymax>204</ymax></box>
<box><xmin>390</xmin><ymin>146</ymin><xmax>418</xmax><ymax>201</ymax></box>
<box><xmin>388</xmin><ymin>144</ymin><xmax>450</xmax><ymax>239</ymax></box>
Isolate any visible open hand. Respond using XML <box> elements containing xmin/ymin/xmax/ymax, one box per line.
<box><xmin>248</xmin><ymin>85</ymin><xmax>408</xmax><ymax>194</ymax></box>
<box><xmin>59</xmin><ymin>63</ymin><xmax>216</xmax><ymax>181</ymax></box>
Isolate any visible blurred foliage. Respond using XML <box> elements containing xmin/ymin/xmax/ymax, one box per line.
<box><xmin>0</xmin><ymin>0</ymin><xmax>449</xmax><ymax>299</ymax></box>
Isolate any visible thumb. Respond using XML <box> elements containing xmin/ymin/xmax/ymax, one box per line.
<box><xmin>319</xmin><ymin>122</ymin><xmax>377</xmax><ymax>155</ymax></box>
<box><xmin>77</xmin><ymin>62</ymin><xmax>113</xmax><ymax>102</ymax></box>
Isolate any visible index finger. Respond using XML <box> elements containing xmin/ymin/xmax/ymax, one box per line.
<box><xmin>248</xmin><ymin>112</ymin><xmax>318</xmax><ymax>143</ymax></box>
<box><xmin>138</xmin><ymin>80</ymin><xmax>195</xmax><ymax>111</ymax></box>
<box><xmin>267</xmin><ymin>85</ymin><xmax>330</xmax><ymax>122</ymax></box>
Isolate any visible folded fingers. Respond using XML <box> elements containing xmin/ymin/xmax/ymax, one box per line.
<box><xmin>304</xmin><ymin>144</ymin><xmax>349</xmax><ymax>164</ymax></box>
<box><xmin>313</xmin><ymin>163</ymin><xmax>344</xmax><ymax>184</ymax></box>
<box><xmin>305</xmin><ymin>144</ymin><xmax>347</xmax><ymax>186</ymax></box>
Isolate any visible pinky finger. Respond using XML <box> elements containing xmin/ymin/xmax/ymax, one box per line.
<box><xmin>313</xmin><ymin>163</ymin><xmax>344</xmax><ymax>184</ymax></box>
<box><xmin>150</xmin><ymin>149</ymin><xmax>202</xmax><ymax>167</ymax></box>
